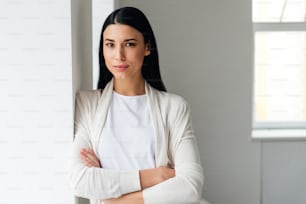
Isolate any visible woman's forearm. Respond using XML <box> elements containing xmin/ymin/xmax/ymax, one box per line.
<box><xmin>103</xmin><ymin>191</ymin><xmax>144</xmax><ymax>204</ymax></box>
<box><xmin>139</xmin><ymin>166</ymin><xmax>175</xmax><ymax>189</ymax></box>
<box><xmin>101</xmin><ymin>167</ymin><xmax>175</xmax><ymax>204</ymax></box>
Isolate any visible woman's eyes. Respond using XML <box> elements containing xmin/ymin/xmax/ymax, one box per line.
<box><xmin>105</xmin><ymin>43</ymin><xmax>114</xmax><ymax>48</ymax></box>
<box><xmin>125</xmin><ymin>42</ymin><xmax>136</xmax><ymax>47</ymax></box>
<box><xmin>105</xmin><ymin>42</ymin><xmax>136</xmax><ymax>48</ymax></box>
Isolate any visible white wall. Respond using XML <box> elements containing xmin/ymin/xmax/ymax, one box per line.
<box><xmin>0</xmin><ymin>0</ymin><xmax>74</xmax><ymax>203</ymax></box>
<box><xmin>118</xmin><ymin>1</ymin><xmax>261</xmax><ymax>204</ymax></box>
<box><xmin>262</xmin><ymin>141</ymin><xmax>306</xmax><ymax>204</ymax></box>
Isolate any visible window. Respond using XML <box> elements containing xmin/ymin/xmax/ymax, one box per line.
<box><xmin>252</xmin><ymin>0</ymin><xmax>306</xmax><ymax>138</ymax></box>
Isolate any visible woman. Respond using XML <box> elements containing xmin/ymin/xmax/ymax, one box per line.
<box><xmin>70</xmin><ymin>7</ymin><xmax>207</xmax><ymax>204</ymax></box>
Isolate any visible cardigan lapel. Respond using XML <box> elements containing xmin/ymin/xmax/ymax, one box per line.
<box><xmin>92</xmin><ymin>79</ymin><xmax>114</xmax><ymax>153</ymax></box>
<box><xmin>145</xmin><ymin>81</ymin><xmax>169</xmax><ymax>167</ymax></box>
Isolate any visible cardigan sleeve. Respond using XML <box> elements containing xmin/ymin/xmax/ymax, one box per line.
<box><xmin>69</xmin><ymin>92</ymin><xmax>141</xmax><ymax>200</ymax></box>
<box><xmin>142</xmin><ymin>99</ymin><xmax>204</xmax><ymax>204</ymax></box>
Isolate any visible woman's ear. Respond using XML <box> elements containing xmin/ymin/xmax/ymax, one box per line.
<box><xmin>144</xmin><ymin>43</ymin><xmax>151</xmax><ymax>56</ymax></box>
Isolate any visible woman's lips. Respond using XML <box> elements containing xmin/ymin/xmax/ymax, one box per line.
<box><xmin>114</xmin><ymin>65</ymin><xmax>129</xmax><ymax>71</ymax></box>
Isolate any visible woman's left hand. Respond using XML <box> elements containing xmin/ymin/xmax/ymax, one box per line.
<box><xmin>80</xmin><ymin>148</ymin><xmax>102</xmax><ymax>168</ymax></box>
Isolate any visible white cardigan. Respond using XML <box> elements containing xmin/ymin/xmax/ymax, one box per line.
<box><xmin>70</xmin><ymin>79</ymin><xmax>208</xmax><ymax>204</ymax></box>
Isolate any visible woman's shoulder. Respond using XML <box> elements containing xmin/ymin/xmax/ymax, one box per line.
<box><xmin>76</xmin><ymin>89</ymin><xmax>102</xmax><ymax>100</ymax></box>
<box><xmin>154</xmin><ymin>90</ymin><xmax>192</xmax><ymax>128</ymax></box>
<box><xmin>75</xmin><ymin>89</ymin><xmax>102</xmax><ymax>110</ymax></box>
<box><xmin>155</xmin><ymin>90</ymin><xmax>190</xmax><ymax>108</ymax></box>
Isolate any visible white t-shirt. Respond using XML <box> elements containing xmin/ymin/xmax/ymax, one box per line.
<box><xmin>98</xmin><ymin>91</ymin><xmax>156</xmax><ymax>170</ymax></box>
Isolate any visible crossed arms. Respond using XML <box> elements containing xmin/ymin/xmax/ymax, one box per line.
<box><xmin>80</xmin><ymin>148</ymin><xmax>175</xmax><ymax>204</ymax></box>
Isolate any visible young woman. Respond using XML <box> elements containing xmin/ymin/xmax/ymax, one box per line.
<box><xmin>70</xmin><ymin>7</ymin><xmax>207</xmax><ymax>204</ymax></box>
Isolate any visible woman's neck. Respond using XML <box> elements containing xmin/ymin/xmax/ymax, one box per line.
<box><xmin>113</xmin><ymin>77</ymin><xmax>145</xmax><ymax>96</ymax></box>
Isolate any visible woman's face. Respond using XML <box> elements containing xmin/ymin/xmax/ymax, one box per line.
<box><xmin>103</xmin><ymin>24</ymin><xmax>150</xmax><ymax>80</ymax></box>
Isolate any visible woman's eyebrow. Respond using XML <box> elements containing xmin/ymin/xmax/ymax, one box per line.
<box><xmin>104</xmin><ymin>38</ymin><xmax>137</xmax><ymax>42</ymax></box>
<box><xmin>124</xmin><ymin>38</ymin><xmax>137</xmax><ymax>42</ymax></box>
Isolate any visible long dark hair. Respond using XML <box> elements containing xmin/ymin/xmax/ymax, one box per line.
<box><xmin>97</xmin><ymin>7</ymin><xmax>166</xmax><ymax>92</ymax></box>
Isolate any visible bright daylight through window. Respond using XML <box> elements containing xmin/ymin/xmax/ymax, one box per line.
<box><xmin>253</xmin><ymin>0</ymin><xmax>306</xmax><ymax>133</ymax></box>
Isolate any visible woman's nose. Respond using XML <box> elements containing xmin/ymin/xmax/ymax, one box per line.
<box><xmin>115</xmin><ymin>46</ymin><xmax>125</xmax><ymax>61</ymax></box>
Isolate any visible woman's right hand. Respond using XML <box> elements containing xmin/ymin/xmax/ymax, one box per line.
<box><xmin>139</xmin><ymin>166</ymin><xmax>175</xmax><ymax>189</ymax></box>
<box><xmin>80</xmin><ymin>148</ymin><xmax>102</xmax><ymax>168</ymax></box>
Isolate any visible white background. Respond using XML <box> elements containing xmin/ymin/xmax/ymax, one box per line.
<box><xmin>0</xmin><ymin>0</ymin><xmax>73</xmax><ymax>203</ymax></box>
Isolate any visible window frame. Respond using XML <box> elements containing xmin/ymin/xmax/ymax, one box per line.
<box><xmin>252</xmin><ymin>7</ymin><xmax>306</xmax><ymax>138</ymax></box>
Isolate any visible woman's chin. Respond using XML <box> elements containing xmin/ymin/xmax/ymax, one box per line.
<box><xmin>113</xmin><ymin>74</ymin><xmax>129</xmax><ymax>80</ymax></box>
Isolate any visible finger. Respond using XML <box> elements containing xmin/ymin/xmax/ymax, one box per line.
<box><xmin>85</xmin><ymin>151</ymin><xmax>96</xmax><ymax>162</ymax></box>
<box><xmin>80</xmin><ymin>151</ymin><xmax>94</xmax><ymax>166</ymax></box>
<box><xmin>80</xmin><ymin>148</ymin><xmax>101</xmax><ymax>167</ymax></box>
<box><xmin>88</xmin><ymin>148</ymin><xmax>95</xmax><ymax>156</ymax></box>
<box><xmin>84</xmin><ymin>157</ymin><xmax>93</xmax><ymax>166</ymax></box>
<box><xmin>88</xmin><ymin>149</ymin><xmax>99</xmax><ymax>160</ymax></box>
<box><xmin>80</xmin><ymin>149</ymin><xmax>90</xmax><ymax>159</ymax></box>
<box><xmin>80</xmin><ymin>151</ymin><xmax>89</xmax><ymax>161</ymax></box>
<box><xmin>89</xmin><ymin>149</ymin><xmax>102</xmax><ymax>167</ymax></box>
<box><xmin>86</xmin><ymin>149</ymin><xmax>99</xmax><ymax>163</ymax></box>
<box><xmin>84</xmin><ymin>153</ymin><xmax>100</xmax><ymax>167</ymax></box>
<box><xmin>81</xmin><ymin>154</ymin><xmax>90</xmax><ymax>164</ymax></box>
<box><xmin>80</xmin><ymin>152</ymin><xmax>87</xmax><ymax>161</ymax></box>
<box><xmin>80</xmin><ymin>148</ymin><xmax>88</xmax><ymax>153</ymax></box>
<box><xmin>85</xmin><ymin>156</ymin><xmax>97</xmax><ymax>167</ymax></box>
<box><xmin>81</xmin><ymin>149</ymin><xmax>94</xmax><ymax>160</ymax></box>
<box><xmin>81</xmin><ymin>156</ymin><xmax>91</xmax><ymax>167</ymax></box>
